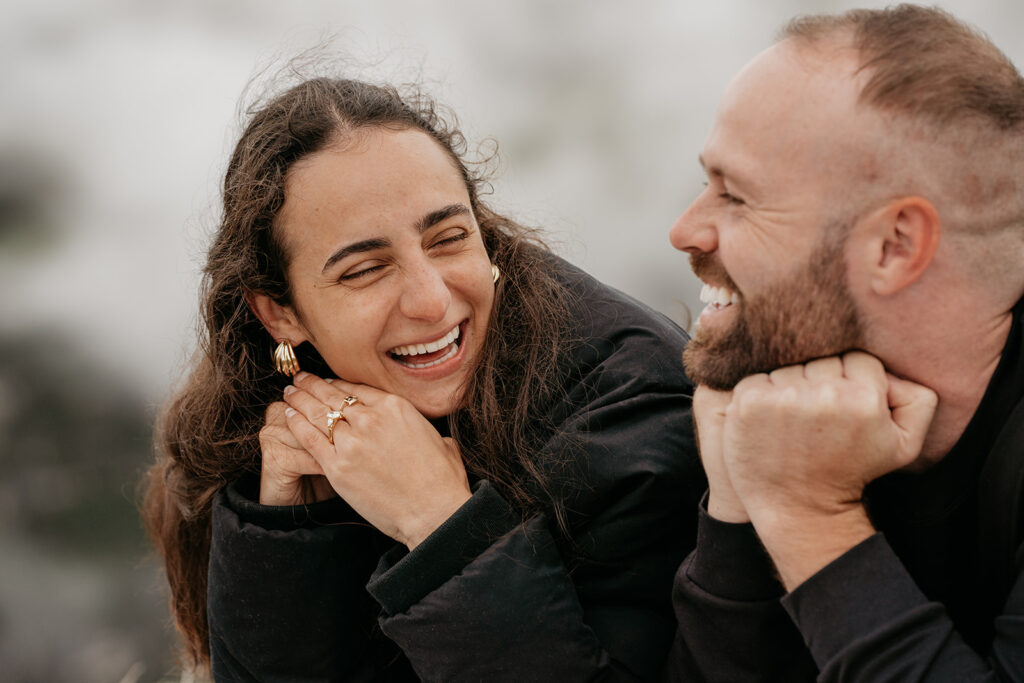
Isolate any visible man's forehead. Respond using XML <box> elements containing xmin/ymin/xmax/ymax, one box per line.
<box><xmin>707</xmin><ymin>39</ymin><xmax>877</xmax><ymax>179</ymax></box>
<box><xmin>727</xmin><ymin>39</ymin><xmax>861</xmax><ymax>113</ymax></box>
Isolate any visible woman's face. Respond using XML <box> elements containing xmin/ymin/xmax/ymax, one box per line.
<box><xmin>271</xmin><ymin>128</ymin><xmax>495</xmax><ymax>418</ymax></box>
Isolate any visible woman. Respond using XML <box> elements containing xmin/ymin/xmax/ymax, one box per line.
<box><xmin>143</xmin><ymin>76</ymin><xmax>703</xmax><ymax>681</ymax></box>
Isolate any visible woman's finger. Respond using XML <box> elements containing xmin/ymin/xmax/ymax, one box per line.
<box><xmin>258</xmin><ymin>440</ymin><xmax>328</xmax><ymax>506</ymax></box>
<box><xmin>282</xmin><ymin>384</ymin><xmax>342</xmax><ymax>439</ymax></box>
<box><xmin>264</xmin><ymin>401</ymin><xmax>290</xmax><ymax>426</ymax></box>
<box><xmin>284</xmin><ymin>405</ymin><xmax>338</xmax><ymax>461</ymax></box>
<box><xmin>293</xmin><ymin>374</ymin><xmax>380</xmax><ymax>429</ymax></box>
<box><xmin>293</xmin><ymin>372</ymin><xmax>373</xmax><ymax>404</ymax></box>
<box><xmin>263</xmin><ymin>401</ymin><xmax>303</xmax><ymax>448</ymax></box>
<box><xmin>263</xmin><ymin>441</ymin><xmax>326</xmax><ymax>477</ymax></box>
<box><xmin>261</xmin><ymin>423</ymin><xmax>303</xmax><ymax>450</ymax></box>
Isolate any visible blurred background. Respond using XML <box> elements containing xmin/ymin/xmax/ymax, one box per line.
<box><xmin>2</xmin><ymin>0</ymin><xmax>1021</xmax><ymax>680</ymax></box>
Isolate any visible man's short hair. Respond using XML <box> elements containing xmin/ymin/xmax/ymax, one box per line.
<box><xmin>780</xmin><ymin>4</ymin><xmax>1024</xmax><ymax>280</ymax></box>
<box><xmin>781</xmin><ymin>4</ymin><xmax>1024</xmax><ymax>131</ymax></box>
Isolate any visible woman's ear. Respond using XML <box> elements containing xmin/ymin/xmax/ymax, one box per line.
<box><xmin>859</xmin><ymin>196</ymin><xmax>941</xmax><ymax>296</ymax></box>
<box><xmin>245</xmin><ymin>292</ymin><xmax>309</xmax><ymax>346</ymax></box>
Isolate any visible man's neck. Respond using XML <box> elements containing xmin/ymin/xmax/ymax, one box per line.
<box><xmin>874</xmin><ymin>305</ymin><xmax>1014</xmax><ymax>464</ymax></box>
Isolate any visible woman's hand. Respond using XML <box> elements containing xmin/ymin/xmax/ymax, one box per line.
<box><xmin>282</xmin><ymin>372</ymin><xmax>472</xmax><ymax>549</ymax></box>
<box><xmin>258</xmin><ymin>401</ymin><xmax>334</xmax><ymax>506</ymax></box>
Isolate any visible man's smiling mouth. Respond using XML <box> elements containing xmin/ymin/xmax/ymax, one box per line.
<box><xmin>700</xmin><ymin>283</ymin><xmax>741</xmax><ymax>310</ymax></box>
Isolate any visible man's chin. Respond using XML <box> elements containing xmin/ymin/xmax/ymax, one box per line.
<box><xmin>683</xmin><ymin>335</ymin><xmax>867</xmax><ymax>390</ymax></box>
<box><xmin>682</xmin><ymin>338</ymin><xmax>752</xmax><ymax>391</ymax></box>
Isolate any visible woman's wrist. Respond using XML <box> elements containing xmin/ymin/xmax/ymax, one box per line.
<box><xmin>402</xmin><ymin>488</ymin><xmax>473</xmax><ymax>550</ymax></box>
<box><xmin>258</xmin><ymin>475</ymin><xmax>303</xmax><ymax>506</ymax></box>
<box><xmin>259</xmin><ymin>472</ymin><xmax>333</xmax><ymax>506</ymax></box>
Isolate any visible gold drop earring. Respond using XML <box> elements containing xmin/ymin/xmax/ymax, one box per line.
<box><xmin>273</xmin><ymin>339</ymin><xmax>300</xmax><ymax>377</ymax></box>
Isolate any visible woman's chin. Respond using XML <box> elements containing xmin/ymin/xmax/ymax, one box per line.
<box><xmin>406</xmin><ymin>391</ymin><xmax>462</xmax><ymax>419</ymax></box>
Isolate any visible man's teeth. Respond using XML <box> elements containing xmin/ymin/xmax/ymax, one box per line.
<box><xmin>699</xmin><ymin>284</ymin><xmax>741</xmax><ymax>308</ymax></box>
<box><xmin>389</xmin><ymin>326</ymin><xmax>460</xmax><ymax>357</ymax></box>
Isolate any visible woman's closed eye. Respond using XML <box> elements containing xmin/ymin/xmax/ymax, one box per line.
<box><xmin>429</xmin><ymin>228</ymin><xmax>469</xmax><ymax>250</ymax></box>
<box><xmin>334</xmin><ymin>228</ymin><xmax>473</xmax><ymax>284</ymax></box>
<box><xmin>339</xmin><ymin>260</ymin><xmax>389</xmax><ymax>282</ymax></box>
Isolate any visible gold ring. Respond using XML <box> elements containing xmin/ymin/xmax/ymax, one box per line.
<box><xmin>325</xmin><ymin>396</ymin><xmax>360</xmax><ymax>444</ymax></box>
<box><xmin>325</xmin><ymin>410</ymin><xmax>344</xmax><ymax>444</ymax></box>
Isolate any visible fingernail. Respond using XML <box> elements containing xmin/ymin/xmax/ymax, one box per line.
<box><xmin>283</xmin><ymin>385</ymin><xmax>296</xmax><ymax>395</ymax></box>
<box><xmin>324</xmin><ymin>378</ymin><xmax>335</xmax><ymax>384</ymax></box>
<box><xmin>295</xmin><ymin>371</ymin><xmax>310</xmax><ymax>380</ymax></box>
<box><xmin>284</xmin><ymin>407</ymin><xmax>296</xmax><ymax>417</ymax></box>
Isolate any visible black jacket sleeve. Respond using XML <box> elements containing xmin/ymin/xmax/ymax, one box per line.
<box><xmin>666</xmin><ymin>499</ymin><xmax>817</xmax><ymax>682</ymax></box>
<box><xmin>207</xmin><ymin>478</ymin><xmax>409</xmax><ymax>682</ymax></box>
<box><xmin>668</xmin><ymin>509</ymin><xmax>1024</xmax><ymax>682</ymax></box>
<box><xmin>781</xmin><ymin>534</ymin><xmax>1024</xmax><ymax>682</ymax></box>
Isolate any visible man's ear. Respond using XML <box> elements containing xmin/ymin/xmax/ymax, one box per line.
<box><xmin>245</xmin><ymin>292</ymin><xmax>310</xmax><ymax>346</ymax></box>
<box><xmin>859</xmin><ymin>196</ymin><xmax>941</xmax><ymax>296</ymax></box>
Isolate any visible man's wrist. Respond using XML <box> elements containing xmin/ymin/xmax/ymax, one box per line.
<box><xmin>749</xmin><ymin>502</ymin><xmax>875</xmax><ymax>591</ymax></box>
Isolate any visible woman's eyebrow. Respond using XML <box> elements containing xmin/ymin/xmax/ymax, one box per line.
<box><xmin>416</xmin><ymin>203</ymin><xmax>470</xmax><ymax>233</ymax></box>
<box><xmin>321</xmin><ymin>237</ymin><xmax>390</xmax><ymax>273</ymax></box>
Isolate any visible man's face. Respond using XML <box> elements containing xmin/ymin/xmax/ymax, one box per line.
<box><xmin>670</xmin><ymin>40</ymin><xmax>869</xmax><ymax>388</ymax></box>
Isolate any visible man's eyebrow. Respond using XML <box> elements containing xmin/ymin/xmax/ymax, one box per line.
<box><xmin>416</xmin><ymin>203</ymin><xmax>471</xmax><ymax>233</ymax></box>
<box><xmin>698</xmin><ymin>154</ymin><xmax>722</xmax><ymax>177</ymax></box>
<box><xmin>321</xmin><ymin>237</ymin><xmax>390</xmax><ymax>274</ymax></box>
<box><xmin>698</xmin><ymin>154</ymin><xmax>757</xmax><ymax>196</ymax></box>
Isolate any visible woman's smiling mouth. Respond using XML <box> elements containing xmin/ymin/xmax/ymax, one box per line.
<box><xmin>389</xmin><ymin>323</ymin><xmax>463</xmax><ymax>369</ymax></box>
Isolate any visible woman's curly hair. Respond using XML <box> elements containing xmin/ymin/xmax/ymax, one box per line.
<box><xmin>141</xmin><ymin>76</ymin><xmax>577</xmax><ymax>669</ymax></box>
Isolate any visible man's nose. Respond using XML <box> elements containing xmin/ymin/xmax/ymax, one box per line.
<box><xmin>398</xmin><ymin>261</ymin><xmax>452</xmax><ymax>322</ymax></box>
<box><xmin>669</xmin><ymin>198</ymin><xmax>718</xmax><ymax>255</ymax></box>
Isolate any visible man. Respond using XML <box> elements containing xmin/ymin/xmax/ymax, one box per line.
<box><xmin>667</xmin><ymin>5</ymin><xmax>1024</xmax><ymax>681</ymax></box>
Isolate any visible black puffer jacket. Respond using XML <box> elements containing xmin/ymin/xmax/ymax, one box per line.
<box><xmin>207</xmin><ymin>262</ymin><xmax>703</xmax><ymax>682</ymax></box>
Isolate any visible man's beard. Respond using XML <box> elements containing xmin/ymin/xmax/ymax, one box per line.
<box><xmin>682</xmin><ymin>233</ymin><xmax>864</xmax><ymax>390</ymax></box>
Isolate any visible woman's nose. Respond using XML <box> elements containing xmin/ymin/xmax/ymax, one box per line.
<box><xmin>669</xmin><ymin>198</ymin><xmax>718</xmax><ymax>255</ymax></box>
<box><xmin>398</xmin><ymin>262</ymin><xmax>452</xmax><ymax>322</ymax></box>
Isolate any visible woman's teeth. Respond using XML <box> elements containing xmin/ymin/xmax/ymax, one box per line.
<box><xmin>394</xmin><ymin>344</ymin><xmax>459</xmax><ymax>369</ymax></box>
<box><xmin>699</xmin><ymin>284</ymin><xmax>741</xmax><ymax>309</ymax></box>
<box><xmin>389</xmin><ymin>325</ymin><xmax>461</xmax><ymax>367</ymax></box>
